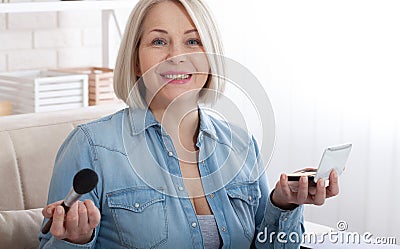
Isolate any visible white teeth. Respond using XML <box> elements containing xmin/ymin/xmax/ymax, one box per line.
<box><xmin>162</xmin><ymin>74</ymin><xmax>190</xmax><ymax>80</ymax></box>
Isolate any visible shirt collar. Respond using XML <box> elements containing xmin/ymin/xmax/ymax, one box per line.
<box><xmin>129</xmin><ymin>108</ymin><xmax>160</xmax><ymax>135</ymax></box>
<box><xmin>198</xmin><ymin>107</ymin><xmax>218</xmax><ymax>140</ymax></box>
<box><xmin>128</xmin><ymin>107</ymin><xmax>218</xmax><ymax>141</ymax></box>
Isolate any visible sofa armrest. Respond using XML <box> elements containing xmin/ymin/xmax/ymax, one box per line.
<box><xmin>0</xmin><ymin>208</ymin><xmax>43</xmax><ymax>249</ymax></box>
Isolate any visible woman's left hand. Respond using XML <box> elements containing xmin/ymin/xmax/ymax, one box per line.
<box><xmin>271</xmin><ymin>170</ymin><xmax>339</xmax><ymax>210</ymax></box>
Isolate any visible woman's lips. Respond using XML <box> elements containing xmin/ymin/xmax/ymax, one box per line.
<box><xmin>160</xmin><ymin>71</ymin><xmax>192</xmax><ymax>84</ymax></box>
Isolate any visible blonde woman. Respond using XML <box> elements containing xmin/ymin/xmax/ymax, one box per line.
<box><xmin>39</xmin><ymin>0</ymin><xmax>339</xmax><ymax>248</ymax></box>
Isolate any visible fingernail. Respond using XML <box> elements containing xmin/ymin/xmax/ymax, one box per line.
<box><xmin>302</xmin><ymin>176</ymin><xmax>307</xmax><ymax>183</ymax></box>
<box><xmin>56</xmin><ymin>206</ymin><xmax>63</xmax><ymax>215</ymax></box>
<box><xmin>282</xmin><ymin>174</ymin><xmax>287</xmax><ymax>181</ymax></box>
<box><xmin>47</xmin><ymin>208</ymin><xmax>52</xmax><ymax>215</ymax></box>
<box><xmin>319</xmin><ymin>179</ymin><xmax>325</xmax><ymax>187</ymax></box>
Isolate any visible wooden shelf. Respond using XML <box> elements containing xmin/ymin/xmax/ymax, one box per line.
<box><xmin>0</xmin><ymin>1</ymin><xmax>134</xmax><ymax>13</ymax></box>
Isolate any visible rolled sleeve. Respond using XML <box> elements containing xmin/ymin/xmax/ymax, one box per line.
<box><xmin>265</xmin><ymin>191</ymin><xmax>304</xmax><ymax>231</ymax></box>
<box><xmin>40</xmin><ymin>231</ymin><xmax>96</xmax><ymax>249</ymax></box>
<box><xmin>254</xmin><ymin>191</ymin><xmax>305</xmax><ymax>249</ymax></box>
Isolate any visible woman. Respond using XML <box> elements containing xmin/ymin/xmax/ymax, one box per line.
<box><xmin>39</xmin><ymin>0</ymin><xmax>339</xmax><ymax>248</ymax></box>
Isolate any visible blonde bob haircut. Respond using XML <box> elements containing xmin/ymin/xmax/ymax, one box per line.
<box><xmin>114</xmin><ymin>0</ymin><xmax>225</xmax><ymax>109</ymax></box>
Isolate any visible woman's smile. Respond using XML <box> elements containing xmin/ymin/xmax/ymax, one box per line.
<box><xmin>160</xmin><ymin>71</ymin><xmax>192</xmax><ymax>84</ymax></box>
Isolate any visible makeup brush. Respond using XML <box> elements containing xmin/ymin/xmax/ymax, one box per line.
<box><xmin>41</xmin><ymin>168</ymin><xmax>98</xmax><ymax>234</ymax></box>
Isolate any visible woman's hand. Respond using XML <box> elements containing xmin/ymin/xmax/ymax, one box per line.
<box><xmin>271</xmin><ymin>170</ymin><xmax>339</xmax><ymax>210</ymax></box>
<box><xmin>42</xmin><ymin>200</ymin><xmax>100</xmax><ymax>244</ymax></box>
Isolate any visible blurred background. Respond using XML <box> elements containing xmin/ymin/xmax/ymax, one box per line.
<box><xmin>0</xmin><ymin>0</ymin><xmax>399</xmax><ymax>242</ymax></box>
<box><xmin>208</xmin><ymin>0</ymin><xmax>400</xmax><ymax>241</ymax></box>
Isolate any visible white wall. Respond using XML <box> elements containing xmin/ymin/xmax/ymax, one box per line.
<box><xmin>0</xmin><ymin>0</ymin><xmax>103</xmax><ymax>71</ymax></box>
<box><xmin>0</xmin><ymin>0</ymin><xmax>133</xmax><ymax>72</ymax></box>
<box><xmin>205</xmin><ymin>0</ymin><xmax>400</xmax><ymax>240</ymax></box>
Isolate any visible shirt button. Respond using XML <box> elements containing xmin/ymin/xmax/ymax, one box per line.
<box><xmin>209</xmin><ymin>193</ymin><xmax>215</xmax><ymax>199</ymax></box>
<box><xmin>201</xmin><ymin>160</ymin><xmax>205</xmax><ymax>164</ymax></box>
<box><xmin>248</xmin><ymin>196</ymin><xmax>252</xmax><ymax>201</ymax></box>
<box><xmin>134</xmin><ymin>202</ymin><xmax>140</xmax><ymax>208</ymax></box>
<box><xmin>168</xmin><ymin>151</ymin><xmax>173</xmax><ymax>157</ymax></box>
<box><xmin>283</xmin><ymin>217</ymin><xmax>288</xmax><ymax>221</ymax></box>
<box><xmin>221</xmin><ymin>226</ymin><xmax>227</xmax><ymax>232</ymax></box>
<box><xmin>191</xmin><ymin>222</ymin><xmax>197</xmax><ymax>228</ymax></box>
<box><xmin>178</xmin><ymin>186</ymin><xmax>184</xmax><ymax>191</ymax></box>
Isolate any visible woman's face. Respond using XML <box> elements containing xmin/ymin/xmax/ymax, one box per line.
<box><xmin>138</xmin><ymin>1</ymin><xmax>210</xmax><ymax>107</ymax></box>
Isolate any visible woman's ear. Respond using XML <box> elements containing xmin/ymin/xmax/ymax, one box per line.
<box><xmin>135</xmin><ymin>60</ymin><xmax>141</xmax><ymax>77</ymax></box>
<box><xmin>136</xmin><ymin>68</ymin><xmax>141</xmax><ymax>77</ymax></box>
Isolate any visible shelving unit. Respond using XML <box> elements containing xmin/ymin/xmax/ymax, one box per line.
<box><xmin>0</xmin><ymin>0</ymin><xmax>136</xmax><ymax>67</ymax></box>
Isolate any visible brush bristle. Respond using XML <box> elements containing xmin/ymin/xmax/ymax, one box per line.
<box><xmin>73</xmin><ymin>168</ymin><xmax>98</xmax><ymax>195</ymax></box>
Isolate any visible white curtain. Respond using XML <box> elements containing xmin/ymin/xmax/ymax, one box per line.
<box><xmin>205</xmin><ymin>0</ymin><xmax>400</xmax><ymax>240</ymax></box>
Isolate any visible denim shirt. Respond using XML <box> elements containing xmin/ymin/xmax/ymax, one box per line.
<box><xmin>39</xmin><ymin>108</ymin><xmax>304</xmax><ymax>249</ymax></box>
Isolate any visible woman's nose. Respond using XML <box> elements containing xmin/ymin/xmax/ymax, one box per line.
<box><xmin>167</xmin><ymin>44</ymin><xmax>187</xmax><ymax>64</ymax></box>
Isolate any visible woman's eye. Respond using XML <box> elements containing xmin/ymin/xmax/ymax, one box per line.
<box><xmin>187</xmin><ymin>39</ymin><xmax>202</xmax><ymax>46</ymax></box>
<box><xmin>152</xmin><ymin>39</ymin><xmax>166</xmax><ymax>46</ymax></box>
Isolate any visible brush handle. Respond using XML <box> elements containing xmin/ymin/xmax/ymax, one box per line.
<box><xmin>41</xmin><ymin>202</ymin><xmax>70</xmax><ymax>234</ymax></box>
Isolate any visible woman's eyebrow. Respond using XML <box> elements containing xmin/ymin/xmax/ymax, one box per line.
<box><xmin>149</xmin><ymin>28</ymin><xmax>168</xmax><ymax>34</ymax></box>
<box><xmin>184</xmin><ymin>29</ymin><xmax>198</xmax><ymax>34</ymax></box>
<box><xmin>148</xmin><ymin>28</ymin><xmax>198</xmax><ymax>34</ymax></box>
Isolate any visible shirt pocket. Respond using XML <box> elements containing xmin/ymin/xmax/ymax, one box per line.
<box><xmin>226</xmin><ymin>182</ymin><xmax>261</xmax><ymax>241</ymax></box>
<box><xmin>106</xmin><ymin>187</ymin><xmax>167</xmax><ymax>249</ymax></box>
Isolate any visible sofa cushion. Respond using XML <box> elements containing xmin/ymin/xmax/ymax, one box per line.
<box><xmin>0</xmin><ymin>132</ymin><xmax>24</xmax><ymax>210</ymax></box>
<box><xmin>9</xmin><ymin>124</ymin><xmax>77</xmax><ymax>210</ymax></box>
<box><xmin>0</xmin><ymin>208</ymin><xmax>43</xmax><ymax>249</ymax></box>
<box><xmin>0</xmin><ymin>104</ymin><xmax>125</xmax><ymax>211</ymax></box>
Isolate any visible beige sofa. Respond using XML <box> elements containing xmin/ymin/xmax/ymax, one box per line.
<box><xmin>0</xmin><ymin>104</ymin><xmax>124</xmax><ymax>249</ymax></box>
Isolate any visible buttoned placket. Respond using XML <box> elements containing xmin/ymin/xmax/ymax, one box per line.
<box><xmin>160</xmin><ymin>129</ymin><xmax>204</xmax><ymax>249</ymax></box>
<box><xmin>197</xmin><ymin>133</ymin><xmax>230</xmax><ymax>248</ymax></box>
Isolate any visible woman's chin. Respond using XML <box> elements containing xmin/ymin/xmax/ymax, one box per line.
<box><xmin>150</xmin><ymin>92</ymin><xmax>199</xmax><ymax>108</ymax></box>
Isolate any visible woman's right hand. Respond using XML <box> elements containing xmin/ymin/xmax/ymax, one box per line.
<box><xmin>42</xmin><ymin>200</ymin><xmax>101</xmax><ymax>244</ymax></box>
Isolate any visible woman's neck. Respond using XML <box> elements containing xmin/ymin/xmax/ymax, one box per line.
<box><xmin>150</xmin><ymin>100</ymin><xmax>200</xmax><ymax>158</ymax></box>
